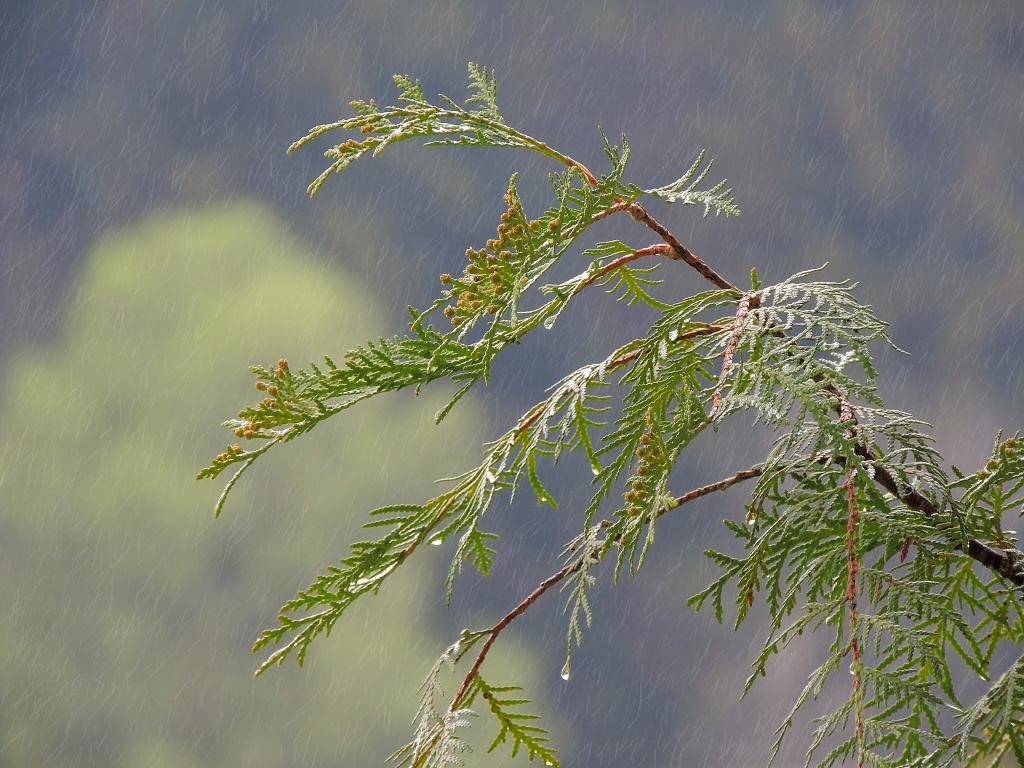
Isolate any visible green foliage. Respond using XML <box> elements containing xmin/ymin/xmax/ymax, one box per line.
<box><xmin>466</xmin><ymin>676</ymin><xmax>559</xmax><ymax>765</ymax></box>
<box><xmin>202</xmin><ymin>65</ymin><xmax>1024</xmax><ymax>767</ymax></box>
<box><xmin>389</xmin><ymin>636</ymin><xmax>558</xmax><ymax>768</ymax></box>
<box><xmin>644</xmin><ymin>148</ymin><xmax>740</xmax><ymax>217</ymax></box>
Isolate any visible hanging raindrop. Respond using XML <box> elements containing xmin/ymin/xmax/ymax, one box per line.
<box><xmin>559</xmin><ymin>660</ymin><xmax>571</xmax><ymax>681</ymax></box>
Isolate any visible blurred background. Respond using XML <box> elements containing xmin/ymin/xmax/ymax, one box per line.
<box><xmin>1</xmin><ymin>1</ymin><xmax>1022</xmax><ymax>766</ymax></box>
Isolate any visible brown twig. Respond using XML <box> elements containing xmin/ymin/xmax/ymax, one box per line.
<box><xmin>624</xmin><ymin>202</ymin><xmax>740</xmax><ymax>293</ymax></box>
<box><xmin>564</xmin><ymin>156</ymin><xmax>740</xmax><ymax>295</ymax></box>
<box><xmin>589</xmin><ymin>200</ymin><xmax>630</xmax><ymax>224</ymax></box>
<box><xmin>561</xmin><ymin>154</ymin><xmax>599</xmax><ymax>187</ymax></box>
<box><xmin>661</xmin><ymin>465</ymin><xmax>763</xmax><ymax>516</ymax></box>
<box><xmin>578</xmin><ymin>244</ymin><xmax>670</xmax><ymax>289</ymax></box>
<box><xmin>607</xmin><ymin>187</ymin><xmax>1022</xmax><ymax>585</ymax></box>
<box><xmin>448</xmin><ymin>463</ymin><xmax>764</xmax><ymax>711</ymax></box>
<box><xmin>709</xmin><ymin>291</ymin><xmax>752</xmax><ymax>419</ymax></box>
<box><xmin>450</xmin><ymin>561</ymin><xmax>577</xmax><ymax>709</ymax></box>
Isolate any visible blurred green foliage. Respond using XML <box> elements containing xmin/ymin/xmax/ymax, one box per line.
<box><xmin>0</xmin><ymin>202</ymin><xmax>554</xmax><ymax>766</ymax></box>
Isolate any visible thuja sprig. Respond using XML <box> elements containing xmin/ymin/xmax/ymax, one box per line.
<box><xmin>201</xmin><ymin>64</ymin><xmax>1024</xmax><ymax>768</ymax></box>
<box><xmin>288</xmin><ymin>62</ymin><xmax>592</xmax><ymax>199</ymax></box>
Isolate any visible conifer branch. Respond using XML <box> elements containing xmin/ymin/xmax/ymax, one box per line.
<box><xmin>566</xmin><ymin>145</ymin><xmax>739</xmax><ymax>292</ymax></box>
<box><xmin>622</xmin><ymin>202</ymin><xmax>740</xmax><ymax>292</ymax></box>
<box><xmin>623</xmin><ymin>201</ymin><xmax>1023</xmax><ymax>588</ymax></box>
<box><xmin>450</xmin><ymin>463</ymin><xmax>765</xmax><ymax>712</ymax></box>
<box><xmin>581</xmin><ymin>186</ymin><xmax>740</xmax><ymax>293</ymax></box>
<box><xmin>829</xmin><ymin>381</ymin><xmax>1022</xmax><ymax>586</ymax></box>
<box><xmin>853</xmin><ymin>442</ymin><xmax>1024</xmax><ymax>585</ymax></box>
<box><xmin>450</xmin><ymin>562</ymin><xmax>578</xmax><ymax>711</ymax></box>
<box><xmin>394</xmin><ymin>464</ymin><xmax>765</xmax><ymax>768</ymax></box>
<box><xmin>201</xmin><ymin>63</ymin><xmax>1024</xmax><ymax>768</ymax></box>
<box><xmin>660</xmin><ymin>466</ymin><xmax>763</xmax><ymax>514</ymax></box>
<box><xmin>577</xmin><ymin>244</ymin><xmax>670</xmax><ymax>289</ymax></box>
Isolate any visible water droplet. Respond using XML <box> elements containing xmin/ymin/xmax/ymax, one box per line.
<box><xmin>543</xmin><ymin>316</ymin><xmax>556</xmax><ymax>330</ymax></box>
<box><xmin>350</xmin><ymin>561</ymin><xmax>399</xmax><ymax>590</ymax></box>
<box><xmin>591</xmin><ymin>466</ymin><xmax>600</xmax><ymax>476</ymax></box>
<box><xmin>559</xmin><ymin>660</ymin><xmax>571</xmax><ymax>681</ymax></box>
<box><xmin>545</xmin><ymin>761</ymin><xmax>555</xmax><ymax>766</ymax></box>
<box><xmin>430</xmin><ymin>536</ymin><xmax>444</xmax><ymax>546</ymax></box>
